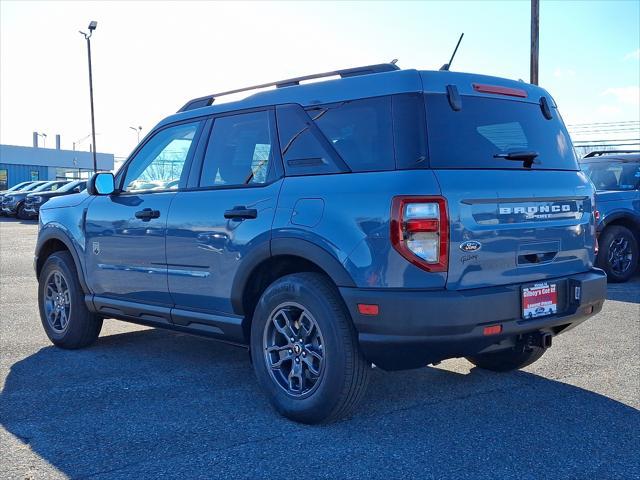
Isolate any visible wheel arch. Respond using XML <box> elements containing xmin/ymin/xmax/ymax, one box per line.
<box><xmin>600</xmin><ymin>212</ymin><xmax>640</xmax><ymax>239</ymax></box>
<box><xmin>232</xmin><ymin>238</ymin><xmax>356</xmax><ymax>338</ymax></box>
<box><xmin>35</xmin><ymin>228</ymin><xmax>90</xmax><ymax>294</ymax></box>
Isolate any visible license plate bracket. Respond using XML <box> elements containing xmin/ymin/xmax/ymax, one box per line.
<box><xmin>522</xmin><ymin>282</ymin><xmax>558</xmax><ymax>320</ymax></box>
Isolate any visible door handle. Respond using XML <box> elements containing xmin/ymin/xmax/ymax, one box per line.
<box><xmin>224</xmin><ymin>206</ymin><xmax>258</xmax><ymax>220</ymax></box>
<box><xmin>135</xmin><ymin>208</ymin><xmax>160</xmax><ymax>220</ymax></box>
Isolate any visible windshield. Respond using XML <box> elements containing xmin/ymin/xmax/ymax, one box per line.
<box><xmin>580</xmin><ymin>161</ymin><xmax>640</xmax><ymax>191</ymax></box>
<box><xmin>7</xmin><ymin>182</ymin><xmax>31</xmax><ymax>191</ymax></box>
<box><xmin>56</xmin><ymin>180</ymin><xmax>84</xmax><ymax>193</ymax></box>
<box><xmin>424</xmin><ymin>94</ymin><xmax>578</xmax><ymax>170</ymax></box>
<box><xmin>33</xmin><ymin>181</ymin><xmax>66</xmax><ymax>192</ymax></box>
<box><xmin>21</xmin><ymin>182</ymin><xmax>46</xmax><ymax>192</ymax></box>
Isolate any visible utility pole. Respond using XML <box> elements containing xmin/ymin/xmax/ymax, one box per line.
<box><xmin>530</xmin><ymin>0</ymin><xmax>539</xmax><ymax>85</ymax></box>
<box><xmin>80</xmin><ymin>21</ymin><xmax>98</xmax><ymax>172</ymax></box>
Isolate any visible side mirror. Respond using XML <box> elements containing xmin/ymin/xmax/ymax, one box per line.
<box><xmin>87</xmin><ymin>172</ymin><xmax>115</xmax><ymax>195</ymax></box>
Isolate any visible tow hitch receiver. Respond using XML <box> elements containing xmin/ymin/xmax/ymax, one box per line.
<box><xmin>521</xmin><ymin>332</ymin><xmax>553</xmax><ymax>350</ymax></box>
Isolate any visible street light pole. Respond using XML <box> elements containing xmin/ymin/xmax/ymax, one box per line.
<box><xmin>129</xmin><ymin>125</ymin><xmax>142</xmax><ymax>144</ymax></box>
<box><xmin>35</xmin><ymin>132</ymin><xmax>47</xmax><ymax>148</ymax></box>
<box><xmin>80</xmin><ymin>21</ymin><xmax>98</xmax><ymax>173</ymax></box>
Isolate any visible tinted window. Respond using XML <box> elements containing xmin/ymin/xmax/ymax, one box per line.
<box><xmin>22</xmin><ymin>182</ymin><xmax>45</xmax><ymax>192</ymax></box>
<box><xmin>33</xmin><ymin>181</ymin><xmax>66</xmax><ymax>192</ymax></box>
<box><xmin>307</xmin><ymin>96</ymin><xmax>394</xmax><ymax>172</ymax></box>
<box><xmin>8</xmin><ymin>182</ymin><xmax>32</xmax><ymax>191</ymax></box>
<box><xmin>276</xmin><ymin>104</ymin><xmax>343</xmax><ymax>176</ymax></box>
<box><xmin>123</xmin><ymin>121</ymin><xmax>201</xmax><ymax>192</ymax></box>
<box><xmin>57</xmin><ymin>180</ymin><xmax>85</xmax><ymax>193</ymax></box>
<box><xmin>200</xmin><ymin>111</ymin><xmax>274</xmax><ymax>187</ymax></box>
<box><xmin>581</xmin><ymin>161</ymin><xmax>640</xmax><ymax>191</ymax></box>
<box><xmin>425</xmin><ymin>94</ymin><xmax>578</xmax><ymax>170</ymax></box>
<box><xmin>392</xmin><ymin>93</ymin><xmax>428</xmax><ymax>169</ymax></box>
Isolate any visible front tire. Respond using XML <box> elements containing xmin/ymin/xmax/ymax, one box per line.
<box><xmin>466</xmin><ymin>346</ymin><xmax>546</xmax><ymax>372</ymax></box>
<box><xmin>250</xmin><ymin>273</ymin><xmax>370</xmax><ymax>424</ymax></box>
<box><xmin>38</xmin><ymin>251</ymin><xmax>103</xmax><ymax>349</ymax></box>
<box><xmin>597</xmin><ymin>225</ymin><xmax>638</xmax><ymax>283</ymax></box>
<box><xmin>16</xmin><ymin>203</ymin><xmax>28</xmax><ymax>220</ymax></box>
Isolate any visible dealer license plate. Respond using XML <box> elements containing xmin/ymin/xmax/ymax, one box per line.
<box><xmin>522</xmin><ymin>282</ymin><xmax>558</xmax><ymax>320</ymax></box>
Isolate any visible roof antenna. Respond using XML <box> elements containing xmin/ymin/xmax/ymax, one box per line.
<box><xmin>440</xmin><ymin>33</ymin><xmax>464</xmax><ymax>71</ymax></box>
<box><xmin>390</xmin><ymin>58</ymin><xmax>398</xmax><ymax>65</ymax></box>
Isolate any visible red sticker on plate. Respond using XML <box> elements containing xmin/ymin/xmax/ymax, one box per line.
<box><xmin>523</xmin><ymin>283</ymin><xmax>557</xmax><ymax>319</ymax></box>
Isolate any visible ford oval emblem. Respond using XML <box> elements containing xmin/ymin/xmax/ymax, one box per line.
<box><xmin>460</xmin><ymin>240</ymin><xmax>482</xmax><ymax>252</ymax></box>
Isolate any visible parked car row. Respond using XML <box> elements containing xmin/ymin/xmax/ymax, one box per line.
<box><xmin>0</xmin><ymin>179</ymin><xmax>86</xmax><ymax>220</ymax></box>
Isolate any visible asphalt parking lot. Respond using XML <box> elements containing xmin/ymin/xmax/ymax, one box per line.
<box><xmin>0</xmin><ymin>217</ymin><xmax>638</xmax><ymax>480</ymax></box>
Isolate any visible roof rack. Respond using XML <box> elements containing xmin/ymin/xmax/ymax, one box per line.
<box><xmin>177</xmin><ymin>63</ymin><xmax>400</xmax><ymax>113</ymax></box>
<box><xmin>583</xmin><ymin>149</ymin><xmax>640</xmax><ymax>158</ymax></box>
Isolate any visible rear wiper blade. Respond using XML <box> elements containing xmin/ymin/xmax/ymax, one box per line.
<box><xmin>493</xmin><ymin>151</ymin><xmax>539</xmax><ymax>161</ymax></box>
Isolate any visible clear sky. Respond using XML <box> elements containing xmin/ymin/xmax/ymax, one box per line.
<box><xmin>1</xmin><ymin>0</ymin><xmax>638</xmax><ymax>159</ymax></box>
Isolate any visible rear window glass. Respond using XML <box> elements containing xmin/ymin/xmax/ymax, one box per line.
<box><xmin>425</xmin><ymin>94</ymin><xmax>579</xmax><ymax>170</ymax></box>
<box><xmin>580</xmin><ymin>161</ymin><xmax>640</xmax><ymax>191</ymax></box>
<box><xmin>306</xmin><ymin>97</ymin><xmax>395</xmax><ymax>172</ymax></box>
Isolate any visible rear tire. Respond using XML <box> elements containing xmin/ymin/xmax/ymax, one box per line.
<box><xmin>38</xmin><ymin>251</ymin><xmax>102</xmax><ymax>349</ymax></box>
<box><xmin>466</xmin><ymin>346</ymin><xmax>546</xmax><ymax>372</ymax></box>
<box><xmin>597</xmin><ymin>225</ymin><xmax>638</xmax><ymax>283</ymax></box>
<box><xmin>250</xmin><ymin>272</ymin><xmax>370</xmax><ymax>424</ymax></box>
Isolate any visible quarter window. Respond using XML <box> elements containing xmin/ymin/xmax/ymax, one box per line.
<box><xmin>123</xmin><ymin>122</ymin><xmax>201</xmax><ymax>192</ymax></box>
<box><xmin>307</xmin><ymin>96</ymin><xmax>395</xmax><ymax>172</ymax></box>
<box><xmin>200</xmin><ymin>111</ymin><xmax>274</xmax><ymax>187</ymax></box>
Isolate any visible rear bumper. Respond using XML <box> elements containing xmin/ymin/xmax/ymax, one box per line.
<box><xmin>340</xmin><ymin>269</ymin><xmax>607</xmax><ymax>370</ymax></box>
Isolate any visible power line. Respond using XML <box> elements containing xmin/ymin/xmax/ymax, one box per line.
<box><xmin>567</xmin><ymin>120</ymin><xmax>640</xmax><ymax>127</ymax></box>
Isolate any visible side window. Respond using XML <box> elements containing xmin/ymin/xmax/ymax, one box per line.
<box><xmin>200</xmin><ymin>111</ymin><xmax>274</xmax><ymax>187</ymax></box>
<box><xmin>307</xmin><ymin>96</ymin><xmax>395</xmax><ymax>172</ymax></box>
<box><xmin>276</xmin><ymin>104</ymin><xmax>344</xmax><ymax>176</ymax></box>
<box><xmin>123</xmin><ymin>121</ymin><xmax>201</xmax><ymax>192</ymax></box>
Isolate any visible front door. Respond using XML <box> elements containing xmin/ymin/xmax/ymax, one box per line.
<box><xmin>166</xmin><ymin>109</ymin><xmax>282</xmax><ymax>316</ymax></box>
<box><xmin>85</xmin><ymin>120</ymin><xmax>203</xmax><ymax>306</ymax></box>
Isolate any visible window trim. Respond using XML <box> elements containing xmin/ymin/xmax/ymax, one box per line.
<box><xmin>114</xmin><ymin>116</ymin><xmax>208</xmax><ymax>195</ymax></box>
<box><xmin>184</xmin><ymin>106</ymin><xmax>285</xmax><ymax>192</ymax></box>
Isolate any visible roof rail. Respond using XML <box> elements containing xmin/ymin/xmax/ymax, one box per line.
<box><xmin>583</xmin><ymin>149</ymin><xmax>640</xmax><ymax>158</ymax></box>
<box><xmin>177</xmin><ymin>63</ymin><xmax>400</xmax><ymax>113</ymax></box>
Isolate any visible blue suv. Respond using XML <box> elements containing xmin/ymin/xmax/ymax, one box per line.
<box><xmin>34</xmin><ymin>63</ymin><xmax>607</xmax><ymax>423</ymax></box>
<box><xmin>579</xmin><ymin>151</ymin><xmax>640</xmax><ymax>282</ymax></box>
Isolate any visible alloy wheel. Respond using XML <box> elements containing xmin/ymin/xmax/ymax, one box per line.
<box><xmin>263</xmin><ymin>302</ymin><xmax>325</xmax><ymax>397</ymax></box>
<box><xmin>607</xmin><ymin>235</ymin><xmax>633</xmax><ymax>276</ymax></box>
<box><xmin>44</xmin><ymin>270</ymin><xmax>72</xmax><ymax>333</ymax></box>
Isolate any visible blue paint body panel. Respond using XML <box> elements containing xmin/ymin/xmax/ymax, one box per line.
<box><xmin>34</xmin><ymin>66</ymin><xmax>607</xmax><ymax>369</ymax></box>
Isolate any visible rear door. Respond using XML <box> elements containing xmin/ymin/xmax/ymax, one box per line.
<box><xmin>423</xmin><ymin>93</ymin><xmax>596</xmax><ymax>290</ymax></box>
<box><xmin>84</xmin><ymin>120</ymin><xmax>203</xmax><ymax>306</ymax></box>
<box><xmin>166</xmin><ymin>109</ymin><xmax>282</xmax><ymax>320</ymax></box>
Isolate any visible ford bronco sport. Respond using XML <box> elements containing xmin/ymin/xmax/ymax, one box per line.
<box><xmin>35</xmin><ymin>63</ymin><xmax>607</xmax><ymax>423</ymax></box>
<box><xmin>579</xmin><ymin>151</ymin><xmax>640</xmax><ymax>282</ymax></box>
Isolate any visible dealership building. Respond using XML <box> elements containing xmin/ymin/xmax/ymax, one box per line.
<box><xmin>0</xmin><ymin>137</ymin><xmax>114</xmax><ymax>190</ymax></box>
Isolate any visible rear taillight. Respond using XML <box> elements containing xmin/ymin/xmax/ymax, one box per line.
<box><xmin>593</xmin><ymin>198</ymin><xmax>600</xmax><ymax>255</ymax></box>
<box><xmin>391</xmin><ymin>196</ymin><xmax>449</xmax><ymax>272</ymax></box>
<box><xmin>594</xmin><ymin>208</ymin><xmax>600</xmax><ymax>256</ymax></box>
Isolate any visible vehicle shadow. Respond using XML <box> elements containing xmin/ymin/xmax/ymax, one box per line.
<box><xmin>606</xmin><ymin>273</ymin><xmax>640</xmax><ymax>303</ymax></box>
<box><xmin>1</xmin><ymin>327</ymin><xmax>638</xmax><ymax>479</ymax></box>
<box><xmin>0</xmin><ymin>216</ymin><xmax>37</xmax><ymax>225</ymax></box>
